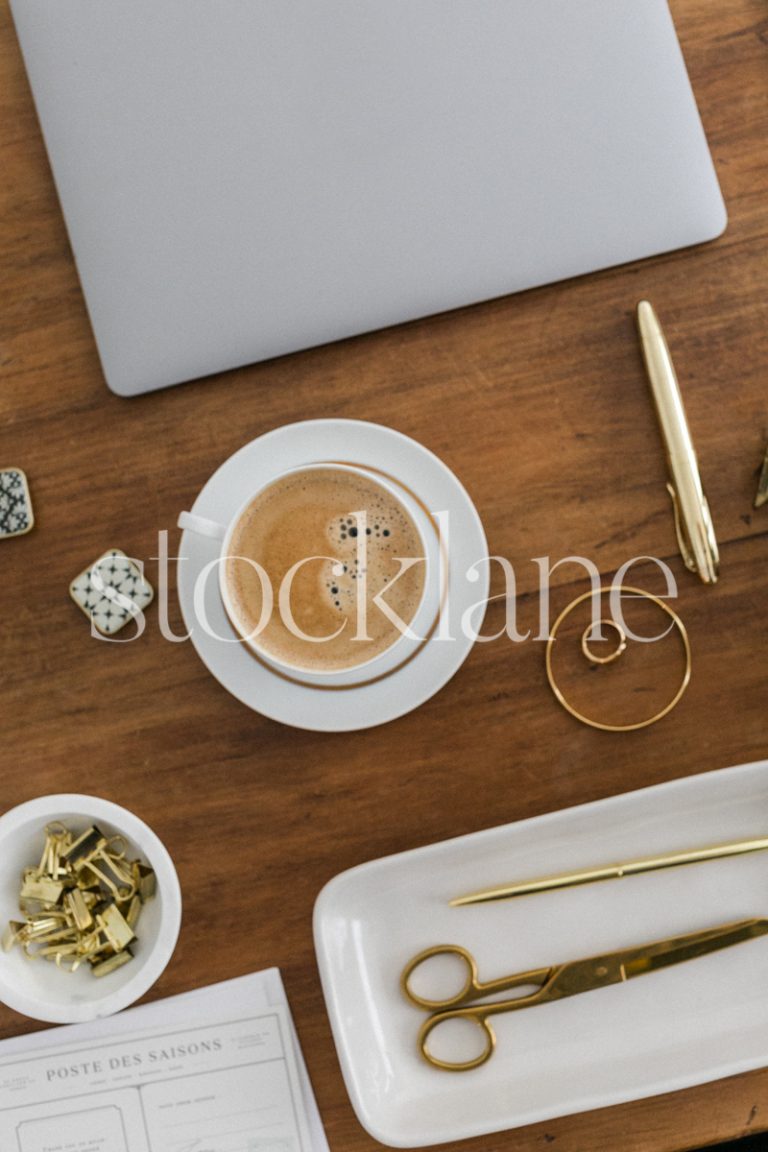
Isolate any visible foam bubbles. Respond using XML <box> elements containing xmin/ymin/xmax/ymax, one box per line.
<box><xmin>324</xmin><ymin>498</ymin><xmax>418</xmax><ymax>616</ymax></box>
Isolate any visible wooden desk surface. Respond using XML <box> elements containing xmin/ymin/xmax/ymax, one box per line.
<box><xmin>1</xmin><ymin>2</ymin><xmax>766</xmax><ymax>1149</ymax></box>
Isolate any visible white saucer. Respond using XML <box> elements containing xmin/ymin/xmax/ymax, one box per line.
<box><xmin>177</xmin><ymin>420</ymin><xmax>488</xmax><ymax>731</ymax></box>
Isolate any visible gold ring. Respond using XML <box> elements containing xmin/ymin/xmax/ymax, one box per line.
<box><xmin>546</xmin><ymin>585</ymin><xmax>691</xmax><ymax>732</ymax></box>
<box><xmin>580</xmin><ymin>618</ymin><xmax>627</xmax><ymax>665</ymax></box>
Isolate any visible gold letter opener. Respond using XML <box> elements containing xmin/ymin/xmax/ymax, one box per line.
<box><xmin>450</xmin><ymin>835</ymin><xmax>768</xmax><ymax>906</ymax></box>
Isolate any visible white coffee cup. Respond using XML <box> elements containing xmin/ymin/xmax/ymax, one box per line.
<box><xmin>178</xmin><ymin>463</ymin><xmax>442</xmax><ymax>688</ymax></box>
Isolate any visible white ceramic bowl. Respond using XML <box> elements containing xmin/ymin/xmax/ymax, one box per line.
<box><xmin>0</xmin><ymin>794</ymin><xmax>182</xmax><ymax>1023</ymax></box>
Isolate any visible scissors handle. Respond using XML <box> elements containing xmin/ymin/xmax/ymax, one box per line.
<box><xmin>402</xmin><ymin>945</ymin><xmax>556</xmax><ymax>1071</ymax></box>
<box><xmin>402</xmin><ymin>944</ymin><xmax>551</xmax><ymax>1011</ymax></box>
<box><xmin>418</xmin><ymin>1007</ymin><xmax>497</xmax><ymax>1072</ymax></box>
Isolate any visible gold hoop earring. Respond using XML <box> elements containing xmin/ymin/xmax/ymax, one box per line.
<box><xmin>545</xmin><ymin>585</ymin><xmax>691</xmax><ymax>732</ymax></box>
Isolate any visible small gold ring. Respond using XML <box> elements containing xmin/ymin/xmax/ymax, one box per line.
<box><xmin>44</xmin><ymin>822</ymin><xmax>69</xmax><ymax>840</ymax></box>
<box><xmin>106</xmin><ymin>835</ymin><xmax>128</xmax><ymax>860</ymax></box>
<box><xmin>546</xmin><ymin>585</ymin><xmax>691</xmax><ymax>732</ymax></box>
<box><xmin>580</xmin><ymin>619</ymin><xmax>627</xmax><ymax>665</ymax></box>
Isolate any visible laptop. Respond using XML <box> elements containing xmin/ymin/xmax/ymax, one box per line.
<box><xmin>10</xmin><ymin>1</ymin><xmax>726</xmax><ymax>396</ymax></box>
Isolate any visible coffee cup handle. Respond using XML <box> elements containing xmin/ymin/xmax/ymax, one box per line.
<box><xmin>177</xmin><ymin>511</ymin><xmax>227</xmax><ymax>541</ymax></box>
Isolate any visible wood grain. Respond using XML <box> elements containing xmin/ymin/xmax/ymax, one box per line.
<box><xmin>1</xmin><ymin>2</ymin><xmax>767</xmax><ymax>1149</ymax></box>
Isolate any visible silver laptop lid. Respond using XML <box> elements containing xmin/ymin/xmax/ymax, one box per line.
<box><xmin>11</xmin><ymin>1</ymin><xmax>725</xmax><ymax>395</ymax></box>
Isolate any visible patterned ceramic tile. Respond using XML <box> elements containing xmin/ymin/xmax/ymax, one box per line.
<box><xmin>0</xmin><ymin>468</ymin><xmax>34</xmax><ymax>538</ymax></box>
<box><xmin>70</xmin><ymin>549</ymin><xmax>154</xmax><ymax>636</ymax></box>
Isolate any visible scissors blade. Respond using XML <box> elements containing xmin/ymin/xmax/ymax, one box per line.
<box><xmin>543</xmin><ymin>919</ymin><xmax>768</xmax><ymax>1002</ymax></box>
<box><xmin>620</xmin><ymin>918</ymin><xmax>768</xmax><ymax>980</ymax></box>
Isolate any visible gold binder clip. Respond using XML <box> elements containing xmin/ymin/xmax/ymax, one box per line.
<box><xmin>96</xmin><ymin>904</ymin><xmax>136</xmax><ymax>953</ymax></box>
<box><xmin>91</xmin><ymin>949</ymin><xmax>134</xmax><ymax>978</ymax></box>
<box><xmin>63</xmin><ymin>826</ymin><xmax>108</xmax><ymax>868</ymax></box>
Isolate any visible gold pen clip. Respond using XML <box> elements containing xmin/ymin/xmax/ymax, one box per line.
<box><xmin>666</xmin><ymin>482</ymin><xmax>719</xmax><ymax>578</ymax></box>
<box><xmin>636</xmin><ymin>301</ymin><xmax>719</xmax><ymax>584</ymax></box>
<box><xmin>755</xmin><ymin>444</ymin><xmax>768</xmax><ymax>510</ymax></box>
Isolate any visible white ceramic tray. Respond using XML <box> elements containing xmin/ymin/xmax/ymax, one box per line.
<box><xmin>314</xmin><ymin>761</ymin><xmax>768</xmax><ymax>1146</ymax></box>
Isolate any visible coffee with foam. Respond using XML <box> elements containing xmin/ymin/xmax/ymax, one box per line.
<box><xmin>224</xmin><ymin>468</ymin><xmax>426</xmax><ymax>672</ymax></box>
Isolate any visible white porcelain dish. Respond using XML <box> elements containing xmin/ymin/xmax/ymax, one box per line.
<box><xmin>0</xmin><ymin>795</ymin><xmax>182</xmax><ymax>1024</ymax></box>
<box><xmin>314</xmin><ymin>760</ymin><xmax>768</xmax><ymax>1146</ymax></box>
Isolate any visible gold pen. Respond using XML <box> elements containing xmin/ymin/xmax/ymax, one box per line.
<box><xmin>449</xmin><ymin>835</ymin><xmax>768</xmax><ymax>906</ymax></box>
<box><xmin>636</xmin><ymin>300</ymin><xmax>719</xmax><ymax>584</ymax></box>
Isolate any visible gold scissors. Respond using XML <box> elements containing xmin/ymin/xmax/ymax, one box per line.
<box><xmin>401</xmin><ymin>918</ymin><xmax>768</xmax><ymax>1071</ymax></box>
